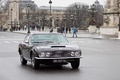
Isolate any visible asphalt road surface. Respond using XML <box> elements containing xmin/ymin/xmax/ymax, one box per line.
<box><xmin>0</xmin><ymin>32</ymin><xmax>120</xmax><ymax>80</ymax></box>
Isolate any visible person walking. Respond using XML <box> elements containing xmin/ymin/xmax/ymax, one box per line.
<box><xmin>50</xmin><ymin>27</ymin><xmax>53</xmax><ymax>33</ymax></box>
<box><xmin>72</xmin><ymin>26</ymin><xmax>77</xmax><ymax>37</ymax></box>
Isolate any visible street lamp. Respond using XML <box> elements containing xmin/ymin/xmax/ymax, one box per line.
<box><xmin>89</xmin><ymin>4</ymin><xmax>98</xmax><ymax>25</ymax></box>
<box><xmin>40</xmin><ymin>16</ymin><xmax>46</xmax><ymax>31</ymax></box>
<box><xmin>27</xmin><ymin>4</ymin><xmax>30</xmax><ymax>33</ymax></box>
<box><xmin>91</xmin><ymin>4</ymin><xmax>95</xmax><ymax>18</ymax></box>
<box><xmin>49</xmin><ymin>0</ymin><xmax>52</xmax><ymax>16</ymax></box>
<box><xmin>63</xmin><ymin>15</ymin><xmax>66</xmax><ymax>35</ymax></box>
<box><xmin>56</xmin><ymin>16</ymin><xmax>59</xmax><ymax>27</ymax></box>
<box><xmin>11</xmin><ymin>8</ymin><xmax>13</xmax><ymax>31</ymax></box>
<box><xmin>63</xmin><ymin>15</ymin><xmax>66</xmax><ymax>27</ymax></box>
<box><xmin>70</xmin><ymin>15</ymin><xmax>74</xmax><ymax>27</ymax></box>
<box><xmin>49</xmin><ymin>16</ymin><xmax>52</xmax><ymax>29</ymax></box>
<box><xmin>40</xmin><ymin>17</ymin><xmax>43</xmax><ymax>31</ymax></box>
<box><xmin>56</xmin><ymin>16</ymin><xmax>60</xmax><ymax>33</ymax></box>
<box><xmin>49</xmin><ymin>0</ymin><xmax>52</xmax><ymax>28</ymax></box>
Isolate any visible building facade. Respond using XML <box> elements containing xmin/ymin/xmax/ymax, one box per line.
<box><xmin>101</xmin><ymin>0</ymin><xmax>119</xmax><ymax>35</ymax></box>
<box><xmin>39</xmin><ymin>6</ymin><xmax>66</xmax><ymax>28</ymax></box>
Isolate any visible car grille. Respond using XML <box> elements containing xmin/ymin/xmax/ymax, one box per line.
<box><xmin>50</xmin><ymin>51</ymin><xmax>70</xmax><ymax>58</ymax></box>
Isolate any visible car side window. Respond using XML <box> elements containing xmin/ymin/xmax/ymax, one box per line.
<box><xmin>24</xmin><ymin>36</ymin><xmax>30</xmax><ymax>43</ymax></box>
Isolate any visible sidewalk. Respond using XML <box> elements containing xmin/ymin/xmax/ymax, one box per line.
<box><xmin>12</xmin><ymin>29</ymin><xmax>119</xmax><ymax>39</ymax></box>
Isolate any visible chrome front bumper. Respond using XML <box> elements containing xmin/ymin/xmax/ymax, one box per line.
<box><xmin>35</xmin><ymin>56</ymin><xmax>83</xmax><ymax>60</ymax></box>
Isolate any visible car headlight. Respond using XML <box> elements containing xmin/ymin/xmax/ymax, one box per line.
<box><xmin>46</xmin><ymin>52</ymin><xmax>51</xmax><ymax>57</ymax></box>
<box><xmin>39</xmin><ymin>52</ymin><xmax>51</xmax><ymax>57</ymax></box>
<box><xmin>70</xmin><ymin>52</ymin><xmax>75</xmax><ymax>56</ymax></box>
<box><xmin>70</xmin><ymin>51</ymin><xmax>80</xmax><ymax>57</ymax></box>
<box><xmin>39</xmin><ymin>52</ymin><xmax>46</xmax><ymax>57</ymax></box>
<box><xmin>75</xmin><ymin>52</ymin><xmax>80</xmax><ymax>57</ymax></box>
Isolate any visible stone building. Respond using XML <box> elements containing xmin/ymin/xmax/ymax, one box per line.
<box><xmin>101</xmin><ymin>0</ymin><xmax>119</xmax><ymax>35</ymax></box>
<box><xmin>39</xmin><ymin>6</ymin><xmax>66</xmax><ymax>28</ymax></box>
<box><xmin>1</xmin><ymin>0</ymin><xmax>66</xmax><ymax>30</ymax></box>
<box><xmin>1</xmin><ymin>0</ymin><xmax>38</xmax><ymax>30</ymax></box>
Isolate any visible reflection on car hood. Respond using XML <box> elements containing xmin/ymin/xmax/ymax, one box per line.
<box><xmin>35</xmin><ymin>43</ymin><xmax>80</xmax><ymax>51</ymax></box>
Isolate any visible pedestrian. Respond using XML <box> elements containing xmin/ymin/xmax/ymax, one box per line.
<box><xmin>69</xmin><ymin>27</ymin><xmax>71</xmax><ymax>33</ymax></box>
<box><xmin>66</xmin><ymin>27</ymin><xmax>68</xmax><ymax>34</ymax></box>
<box><xmin>24</xmin><ymin>25</ymin><xmax>26</xmax><ymax>31</ymax></box>
<box><xmin>62</xmin><ymin>26</ymin><xmax>65</xmax><ymax>33</ymax></box>
<box><xmin>50</xmin><ymin>27</ymin><xmax>53</xmax><ymax>33</ymax></box>
<box><xmin>72</xmin><ymin>26</ymin><xmax>77</xmax><ymax>37</ymax></box>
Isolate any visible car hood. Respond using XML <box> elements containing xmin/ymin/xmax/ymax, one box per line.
<box><xmin>34</xmin><ymin>43</ymin><xmax>80</xmax><ymax>52</ymax></box>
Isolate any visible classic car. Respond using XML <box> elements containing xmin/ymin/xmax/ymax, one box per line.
<box><xmin>18</xmin><ymin>32</ymin><xmax>82</xmax><ymax>69</ymax></box>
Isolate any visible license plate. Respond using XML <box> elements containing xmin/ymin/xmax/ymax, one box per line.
<box><xmin>53</xmin><ymin>60</ymin><xmax>66</xmax><ymax>63</ymax></box>
<box><xmin>55</xmin><ymin>51</ymin><xmax>63</xmax><ymax>54</ymax></box>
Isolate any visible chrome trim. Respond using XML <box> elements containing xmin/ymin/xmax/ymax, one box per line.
<box><xmin>35</xmin><ymin>56</ymin><xmax>82</xmax><ymax>59</ymax></box>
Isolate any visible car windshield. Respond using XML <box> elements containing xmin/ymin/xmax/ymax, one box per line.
<box><xmin>31</xmin><ymin>34</ymin><xmax>69</xmax><ymax>44</ymax></box>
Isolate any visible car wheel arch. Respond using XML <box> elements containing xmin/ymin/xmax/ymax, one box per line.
<box><xmin>19</xmin><ymin>48</ymin><xmax>22</xmax><ymax>55</ymax></box>
<box><xmin>30</xmin><ymin>51</ymin><xmax>33</xmax><ymax>59</ymax></box>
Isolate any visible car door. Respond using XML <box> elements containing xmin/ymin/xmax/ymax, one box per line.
<box><xmin>23</xmin><ymin>35</ymin><xmax>30</xmax><ymax>59</ymax></box>
<box><xmin>25</xmin><ymin>36</ymin><xmax>33</xmax><ymax>60</ymax></box>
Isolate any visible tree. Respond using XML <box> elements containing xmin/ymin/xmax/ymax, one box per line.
<box><xmin>0</xmin><ymin>0</ymin><xmax>9</xmax><ymax>31</ymax></box>
<box><xmin>64</xmin><ymin>3</ymin><xmax>89</xmax><ymax>30</ymax></box>
<box><xmin>38</xmin><ymin>10</ymin><xmax>48</xmax><ymax>30</ymax></box>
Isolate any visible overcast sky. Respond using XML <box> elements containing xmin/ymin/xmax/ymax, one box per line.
<box><xmin>34</xmin><ymin>0</ymin><xmax>106</xmax><ymax>7</ymax></box>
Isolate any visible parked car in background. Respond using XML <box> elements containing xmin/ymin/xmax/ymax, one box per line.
<box><xmin>18</xmin><ymin>32</ymin><xmax>82</xmax><ymax>69</ymax></box>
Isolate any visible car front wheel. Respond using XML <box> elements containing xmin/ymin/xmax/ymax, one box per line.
<box><xmin>71</xmin><ymin>59</ymin><xmax>80</xmax><ymax>69</ymax></box>
<box><xmin>20</xmin><ymin>54</ymin><xmax>27</xmax><ymax>65</ymax></box>
<box><xmin>31</xmin><ymin>54</ymin><xmax>39</xmax><ymax>69</ymax></box>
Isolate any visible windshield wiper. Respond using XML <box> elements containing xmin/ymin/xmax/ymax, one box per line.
<box><xmin>44</xmin><ymin>41</ymin><xmax>54</xmax><ymax>43</ymax></box>
<box><xmin>32</xmin><ymin>41</ymin><xmax>43</xmax><ymax>43</ymax></box>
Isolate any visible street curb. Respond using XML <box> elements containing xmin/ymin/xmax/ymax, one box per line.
<box><xmin>12</xmin><ymin>31</ymin><xmax>27</xmax><ymax>35</ymax></box>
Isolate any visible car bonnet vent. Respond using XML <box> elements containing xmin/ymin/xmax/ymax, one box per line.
<box><xmin>51</xmin><ymin>46</ymin><xmax>66</xmax><ymax>48</ymax></box>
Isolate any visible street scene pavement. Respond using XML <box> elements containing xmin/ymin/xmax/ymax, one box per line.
<box><xmin>0</xmin><ymin>31</ymin><xmax>120</xmax><ymax>80</ymax></box>
<box><xmin>1</xmin><ymin>0</ymin><xmax>120</xmax><ymax>80</ymax></box>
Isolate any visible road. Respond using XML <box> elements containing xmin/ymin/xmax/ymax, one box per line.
<box><xmin>0</xmin><ymin>32</ymin><xmax>120</xmax><ymax>80</ymax></box>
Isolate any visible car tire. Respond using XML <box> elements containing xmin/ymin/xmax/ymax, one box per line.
<box><xmin>71</xmin><ymin>59</ymin><xmax>80</xmax><ymax>69</ymax></box>
<box><xmin>31</xmin><ymin>54</ymin><xmax>39</xmax><ymax>69</ymax></box>
<box><xmin>20</xmin><ymin>54</ymin><xmax>27</xmax><ymax>65</ymax></box>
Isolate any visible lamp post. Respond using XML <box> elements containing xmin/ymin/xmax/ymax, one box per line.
<box><xmin>11</xmin><ymin>8</ymin><xmax>13</xmax><ymax>31</ymax></box>
<box><xmin>49</xmin><ymin>16</ymin><xmax>52</xmax><ymax>29</ymax></box>
<box><xmin>90</xmin><ymin>4</ymin><xmax>96</xmax><ymax>25</ymax></box>
<box><xmin>27</xmin><ymin>4</ymin><xmax>30</xmax><ymax>33</ymax></box>
<box><xmin>40</xmin><ymin>16</ymin><xmax>45</xmax><ymax>31</ymax></box>
<box><xmin>56</xmin><ymin>16</ymin><xmax>60</xmax><ymax>33</ymax></box>
<box><xmin>63</xmin><ymin>15</ymin><xmax>66</xmax><ymax>36</ymax></box>
<box><xmin>49</xmin><ymin>0</ymin><xmax>52</xmax><ymax>16</ymax></box>
<box><xmin>40</xmin><ymin>17</ymin><xmax>43</xmax><ymax>31</ymax></box>
<box><xmin>49</xmin><ymin>0</ymin><xmax>52</xmax><ymax>28</ymax></box>
<box><xmin>70</xmin><ymin>15</ymin><xmax>74</xmax><ymax>27</ymax></box>
<box><xmin>56</xmin><ymin>16</ymin><xmax>59</xmax><ymax>27</ymax></box>
<box><xmin>88</xmin><ymin>4</ymin><xmax>97</xmax><ymax>30</ymax></box>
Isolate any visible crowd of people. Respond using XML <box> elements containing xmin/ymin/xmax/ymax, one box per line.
<box><xmin>8</xmin><ymin>24</ymin><xmax>78</xmax><ymax>38</ymax></box>
<box><xmin>57</xmin><ymin>26</ymin><xmax>78</xmax><ymax>37</ymax></box>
